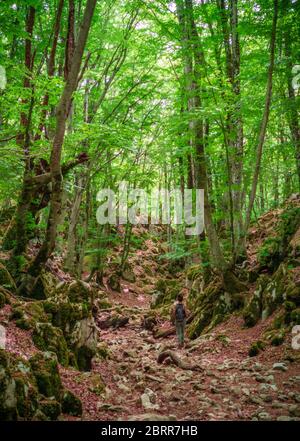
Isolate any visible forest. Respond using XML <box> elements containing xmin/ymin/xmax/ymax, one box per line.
<box><xmin>0</xmin><ymin>0</ymin><xmax>300</xmax><ymax>423</ymax></box>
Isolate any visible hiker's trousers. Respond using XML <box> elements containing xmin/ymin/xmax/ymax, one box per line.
<box><xmin>175</xmin><ymin>319</ymin><xmax>186</xmax><ymax>345</ymax></box>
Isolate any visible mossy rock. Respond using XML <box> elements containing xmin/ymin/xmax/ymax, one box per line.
<box><xmin>75</xmin><ymin>346</ymin><xmax>94</xmax><ymax>372</ymax></box>
<box><xmin>43</xmin><ymin>301</ymin><xmax>59</xmax><ymax>315</ymax></box>
<box><xmin>187</xmin><ymin>304</ymin><xmax>213</xmax><ymax>339</ymax></box>
<box><xmin>10</xmin><ymin>307</ymin><xmax>23</xmax><ymax>321</ymax></box>
<box><xmin>61</xmin><ymin>390</ymin><xmax>82</xmax><ymax>417</ymax></box>
<box><xmin>263</xmin><ymin>319</ymin><xmax>286</xmax><ymax>344</ymax></box>
<box><xmin>12</xmin><ymin>372</ymin><xmax>39</xmax><ymax>419</ymax></box>
<box><xmin>11</xmin><ymin>301</ymin><xmax>48</xmax><ymax>330</ymax></box>
<box><xmin>0</xmin><ymin>292</ymin><xmax>6</xmax><ymax>309</ymax></box>
<box><xmin>271</xmin><ymin>331</ymin><xmax>285</xmax><ymax>346</ymax></box>
<box><xmin>215</xmin><ymin>334</ymin><xmax>231</xmax><ymax>347</ymax></box>
<box><xmin>258</xmin><ymin>206</ymin><xmax>300</xmax><ymax>271</ymax></box>
<box><xmin>97</xmin><ymin>342</ymin><xmax>110</xmax><ymax>359</ymax></box>
<box><xmin>18</xmin><ymin>270</ymin><xmax>56</xmax><ymax>299</ymax></box>
<box><xmin>0</xmin><ymin>350</ymin><xmax>17</xmax><ymax>420</ymax></box>
<box><xmin>243</xmin><ymin>275</ymin><xmax>269</xmax><ymax>327</ymax></box>
<box><xmin>231</xmin><ymin>292</ymin><xmax>245</xmax><ymax>310</ymax></box>
<box><xmin>280</xmin><ymin>207</ymin><xmax>300</xmax><ymax>243</ymax></box>
<box><xmin>70</xmin><ymin>317</ymin><xmax>97</xmax><ymax>371</ymax></box>
<box><xmin>258</xmin><ymin>237</ymin><xmax>281</xmax><ymax>271</ymax></box>
<box><xmin>291</xmin><ymin>308</ymin><xmax>300</xmax><ymax>325</ymax></box>
<box><xmin>87</xmin><ymin>373</ymin><xmax>106</xmax><ymax>395</ymax></box>
<box><xmin>284</xmin><ymin>301</ymin><xmax>297</xmax><ymax>324</ymax></box>
<box><xmin>107</xmin><ymin>273</ymin><xmax>121</xmax><ymax>292</ymax></box>
<box><xmin>0</xmin><ymin>350</ymin><xmax>39</xmax><ymax>421</ymax></box>
<box><xmin>150</xmin><ymin>291</ymin><xmax>165</xmax><ymax>308</ymax></box>
<box><xmin>31</xmin><ymin>409</ymin><xmax>49</xmax><ymax>421</ymax></box>
<box><xmin>286</xmin><ymin>285</ymin><xmax>300</xmax><ymax>306</ymax></box>
<box><xmin>0</xmin><ymin>261</ymin><xmax>16</xmax><ymax>292</ymax></box>
<box><xmin>32</xmin><ymin>323</ymin><xmax>69</xmax><ymax>366</ymax></box>
<box><xmin>222</xmin><ymin>270</ymin><xmax>248</xmax><ymax>294</ymax></box>
<box><xmin>97</xmin><ymin>299</ymin><xmax>112</xmax><ymax>310</ymax></box>
<box><xmin>189</xmin><ymin>277</ymin><xmax>202</xmax><ymax>302</ymax></box>
<box><xmin>285</xmin><ymin>300</ymin><xmax>297</xmax><ymax>312</ymax></box>
<box><xmin>196</xmin><ymin>280</ymin><xmax>223</xmax><ymax>307</ymax></box>
<box><xmin>29</xmin><ymin>352</ymin><xmax>62</xmax><ymax>400</ymax></box>
<box><xmin>67</xmin><ymin>280</ymin><xmax>90</xmax><ymax>303</ymax></box>
<box><xmin>249</xmin><ymin>340</ymin><xmax>265</xmax><ymax>357</ymax></box>
<box><xmin>262</xmin><ymin>280</ymin><xmax>283</xmax><ymax>320</ymax></box>
<box><xmin>39</xmin><ymin>399</ymin><xmax>61</xmax><ymax>420</ymax></box>
<box><xmin>50</xmin><ymin>301</ymin><xmax>90</xmax><ymax>334</ymax></box>
<box><xmin>15</xmin><ymin>318</ymin><xmax>32</xmax><ymax>330</ymax></box>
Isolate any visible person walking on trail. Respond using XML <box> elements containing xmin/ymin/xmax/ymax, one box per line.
<box><xmin>171</xmin><ymin>293</ymin><xmax>188</xmax><ymax>348</ymax></box>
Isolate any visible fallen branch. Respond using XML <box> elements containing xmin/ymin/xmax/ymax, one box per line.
<box><xmin>97</xmin><ymin>314</ymin><xmax>129</xmax><ymax>329</ymax></box>
<box><xmin>157</xmin><ymin>350</ymin><xmax>202</xmax><ymax>371</ymax></box>
<box><xmin>153</xmin><ymin>326</ymin><xmax>175</xmax><ymax>338</ymax></box>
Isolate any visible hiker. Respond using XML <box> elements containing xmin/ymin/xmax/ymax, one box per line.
<box><xmin>171</xmin><ymin>293</ymin><xmax>188</xmax><ymax>348</ymax></box>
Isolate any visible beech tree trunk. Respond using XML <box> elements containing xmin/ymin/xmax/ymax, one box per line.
<box><xmin>13</xmin><ymin>6</ymin><xmax>36</xmax><ymax>260</ymax></box>
<box><xmin>241</xmin><ymin>0</ymin><xmax>278</xmax><ymax>246</ymax></box>
<box><xmin>284</xmin><ymin>20</ymin><xmax>300</xmax><ymax>189</ymax></box>
<box><xmin>28</xmin><ymin>0</ymin><xmax>97</xmax><ymax>278</ymax></box>
<box><xmin>218</xmin><ymin>0</ymin><xmax>244</xmax><ymax>259</ymax></box>
<box><xmin>176</xmin><ymin>0</ymin><xmax>228</xmax><ymax>271</ymax></box>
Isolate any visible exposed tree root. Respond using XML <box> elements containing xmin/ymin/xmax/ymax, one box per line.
<box><xmin>153</xmin><ymin>326</ymin><xmax>175</xmax><ymax>338</ymax></box>
<box><xmin>97</xmin><ymin>315</ymin><xmax>129</xmax><ymax>330</ymax></box>
<box><xmin>157</xmin><ymin>350</ymin><xmax>203</xmax><ymax>371</ymax></box>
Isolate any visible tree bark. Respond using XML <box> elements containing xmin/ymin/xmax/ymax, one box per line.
<box><xmin>28</xmin><ymin>0</ymin><xmax>97</xmax><ymax>279</ymax></box>
<box><xmin>242</xmin><ymin>0</ymin><xmax>278</xmax><ymax>240</ymax></box>
<box><xmin>35</xmin><ymin>0</ymin><xmax>64</xmax><ymax>141</ymax></box>
<box><xmin>12</xmin><ymin>6</ymin><xmax>36</xmax><ymax>261</ymax></box>
<box><xmin>284</xmin><ymin>22</ymin><xmax>300</xmax><ymax>189</ymax></box>
<box><xmin>176</xmin><ymin>0</ymin><xmax>228</xmax><ymax>271</ymax></box>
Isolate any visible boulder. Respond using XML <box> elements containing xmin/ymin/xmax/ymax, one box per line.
<box><xmin>141</xmin><ymin>388</ymin><xmax>159</xmax><ymax>411</ymax></box>
<box><xmin>29</xmin><ymin>351</ymin><xmax>62</xmax><ymax>400</ymax></box>
<box><xmin>70</xmin><ymin>317</ymin><xmax>98</xmax><ymax>371</ymax></box>
<box><xmin>0</xmin><ymin>349</ymin><xmax>39</xmax><ymax>420</ymax></box>
<box><xmin>61</xmin><ymin>390</ymin><xmax>82</xmax><ymax>416</ymax></box>
<box><xmin>67</xmin><ymin>280</ymin><xmax>90</xmax><ymax>303</ymax></box>
<box><xmin>39</xmin><ymin>399</ymin><xmax>61</xmax><ymax>420</ymax></box>
<box><xmin>32</xmin><ymin>323</ymin><xmax>69</xmax><ymax>366</ymax></box>
<box><xmin>107</xmin><ymin>273</ymin><xmax>121</xmax><ymax>292</ymax></box>
<box><xmin>0</xmin><ymin>262</ymin><xmax>16</xmax><ymax>292</ymax></box>
<box><xmin>11</xmin><ymin>301</ymin><xmax>48</xmax><ymax>331</ymax></box>
<box><xmin>243</xmin><ymin>275</ymin><xmax>269</xmax><ymax>327</ymax></box>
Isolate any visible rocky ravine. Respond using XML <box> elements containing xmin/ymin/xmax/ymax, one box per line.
<box><xmin>58</xmin><ymin>288</ymin><xmax>300</xmax><ymax>421</ymax></box>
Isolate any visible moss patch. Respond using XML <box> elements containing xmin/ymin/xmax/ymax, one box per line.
<box><xmin>32</xmin><ymin>323</ymin><xmax>69</xmax><ymax>366</ymax></box>
<box><xmin>62</xmin><ymin>390</ymin><xmax>82</xmax><ymax>416</ymax></box>
<box><xmin>29</xmin><ymin>352</ymin><xmax>62</xmax><ymax>400</ymax></box>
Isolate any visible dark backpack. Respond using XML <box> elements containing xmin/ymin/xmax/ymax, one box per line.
<box><xmin>175</xmin><ymin>303</ymin><xmax>185</xmax><ymax>321</ymax></box>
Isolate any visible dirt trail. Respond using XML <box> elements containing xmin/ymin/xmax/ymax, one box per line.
<box><xmin>1</xmin><ymin>227</ymin><xmax>299</xmax><ymax>421</ymax></box>
<box><xmin>59</xmin><ymin>286</ymin><xmax>300</xmax><ymax>421</ymax></box>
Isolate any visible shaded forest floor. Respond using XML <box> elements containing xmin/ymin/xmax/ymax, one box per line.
<box><xmin>1</xmin><ymin>227</ymin><xmax>300</xmax><ymax>421</ymax></box>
